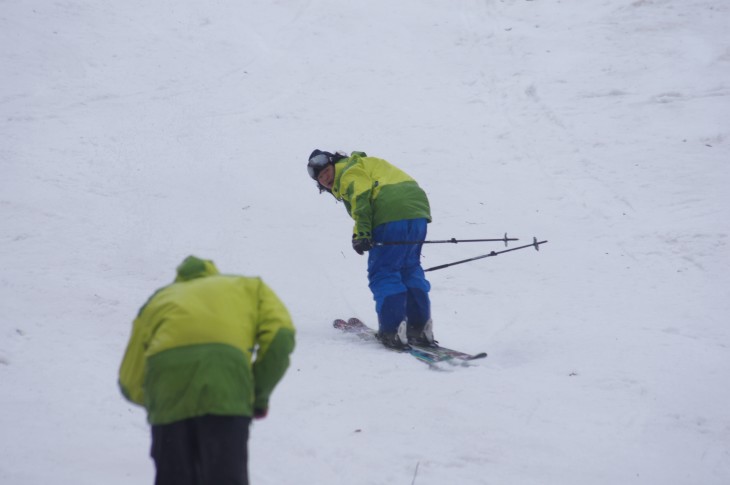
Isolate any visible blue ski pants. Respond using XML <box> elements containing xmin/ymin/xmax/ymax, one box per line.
<box><xmin>368</xmin><ymin>218</ymin><xmax>431</xmax><ymax>333</ymax></box>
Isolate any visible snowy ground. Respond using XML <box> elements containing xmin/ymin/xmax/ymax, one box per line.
<box><xmin>1</xmin><ymin>0</ymin><xmax>729</xmax><ymax>484</ymax></box>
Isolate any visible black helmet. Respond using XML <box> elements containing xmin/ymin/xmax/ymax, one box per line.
<box><xmin>307</xmin><ymin>149</ymin><xmax>334</xmax><ymax>181</ymax></box>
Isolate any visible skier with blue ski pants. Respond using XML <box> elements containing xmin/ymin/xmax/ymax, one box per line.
<box><xmin>307</xmin><ymin>150</ymin><xmax>436</xmax><ymax>349</ymax></box>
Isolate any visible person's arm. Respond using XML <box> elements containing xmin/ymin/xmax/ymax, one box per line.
<box><xmin>341</xmin><ymin>163</ymin><xmax>375</xmax><ymax>241</ymax></box>
<box><xmin>118</xmin><ymin>314</ymin><xmax>148</xmax><ymax>406</ymax></box>
<box><xmin>251</xmin><ymin>279</ymin><xmax>296</xmax><ymax>417</ymax></box>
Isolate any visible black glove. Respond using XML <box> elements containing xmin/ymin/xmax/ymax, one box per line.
<box><xmin>352</xmin><ymin>238</ymin><xmax>372</xmax><ymax>255</ymax></box>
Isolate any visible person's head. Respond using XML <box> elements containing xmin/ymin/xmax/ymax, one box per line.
<box><xmin>307</xmin><ymin>149</ymin><xmax>343</xmax><ymax>192</ymax></box>
<box><xmin>174</xmin><ymin>255</ymin><xmax>219</xmax><ymax>282</ymax></box>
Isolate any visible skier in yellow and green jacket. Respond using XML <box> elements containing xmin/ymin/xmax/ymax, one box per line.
<box><xmin>119</xmin><ymin>255</ymin><xmax>295</xmax><ymax>485</ymax></box>
<box><xmin>307</xmin><ymin>150</ymin><xmax>436</xmax><ymax>350</ymax></box>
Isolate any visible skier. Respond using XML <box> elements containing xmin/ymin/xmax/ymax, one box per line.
<box><xmin>118</xmin><ymin>255</ymin><xmax>296</xmax><ymax>485</ymax></box>
<box><xmin>307</xmin><ymin>149</ymin><xmax>436</xmax><ymax>349</ymax></box>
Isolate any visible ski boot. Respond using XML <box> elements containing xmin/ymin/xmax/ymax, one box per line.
<box><xmin>376</xmin><ymin>321</ymin><xmax>410</xmax><ymax>350</ymax></box>
<box><xmin>407</xmin><ymin>319</ymin><xmax>438</xmax><ymax>348</ymax></box>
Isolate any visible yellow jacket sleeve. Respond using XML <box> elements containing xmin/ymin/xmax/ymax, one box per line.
<box><xmin>118</xmin><ymin>314</ymin><xmax>149</xmax><ymax>406</ymax></box>
<box><xmin>252</xmin><ymin>280</ymin><xmax>296</xmax><ymax>411</ymax></box>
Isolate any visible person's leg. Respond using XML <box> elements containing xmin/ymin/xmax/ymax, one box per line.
<box><xmin>405</xmin><ymin>288</ymin><xmax>430</xmax><ymax>327</ymax></box>
<box><xmin>150</xmin><ymin>419</ymin><xmax>199</xmax><ymax>485</ymax></box>
<box><xmin>368</xmin><ymin>221</ymin><xmax>410</xmax><ymax>333</ymax></box>
<box><xmin>195</xmin><ymin>415</ymin><xmax>251</xmax><ymax>485</ymax></box>
<box><xmin>400</xmin><ymin>219</ymin><xmax>434</xmax><ymax>341</ymax></box>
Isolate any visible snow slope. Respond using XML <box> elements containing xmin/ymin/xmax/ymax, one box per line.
<box><xmin>1</xmin><ymin>0</ymin><xmax>729</xmax><ymax>484</ymax></box>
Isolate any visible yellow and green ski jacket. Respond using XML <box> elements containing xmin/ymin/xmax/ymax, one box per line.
<box><xmin>118</xmin><ymin>256</ymin><xmax>296</xmax><ymax>425</ymax></box>
<box><xmin>331</xmin><ymin>152</ymin><xmax>431</xmax><ymax>240</ymax></box>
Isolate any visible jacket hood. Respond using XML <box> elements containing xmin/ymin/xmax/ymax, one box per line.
<box><xmin>331</xmin><ymin>151</ymin><xmax>368</xmax><ymax>200</ymax></box>
<box><xmin>175</xmin><ymin>255</ymin><xmax>220</xmax><ymax>282</ymax></box>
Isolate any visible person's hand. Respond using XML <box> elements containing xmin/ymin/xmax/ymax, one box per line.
<box><xmin>352</xmin><ymin>238</ymin><xmax>372</xmax><ymax>255</ymax></box>
<box><xmin>254</xmin><ymin>408</ymin><xmax>268</xmax><ymax>420</ymax></box>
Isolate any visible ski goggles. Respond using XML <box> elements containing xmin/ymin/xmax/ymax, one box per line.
<box><xmin>307</xmin><ymin>153</ymin><xmax>331</xmax><ymax>180</ymax></box>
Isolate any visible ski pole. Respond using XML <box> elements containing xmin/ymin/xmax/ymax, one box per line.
<box><xmin>424</xmin><ymin>237</ymin><xmax>548</xmax><ymax>272</ymax></box>
<box><xmin>374</xmin><ymin>233</ymin><xmax>518</xmax><ymax>247</ymax></box>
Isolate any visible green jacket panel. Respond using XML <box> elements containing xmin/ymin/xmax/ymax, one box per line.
<box><xmin>144</xmin><ymin>343</ymin><xmax>253</xmax><ymax>424</ymax></box>
<box><xmin>332</xmin><ymin>152</ymin><xmax>431</xmax><ymax>238</ymax></box>
<box><xmin>118</xmin><ymin>256</ymin><xmax>295</xmax><ymax>424</ymax></box>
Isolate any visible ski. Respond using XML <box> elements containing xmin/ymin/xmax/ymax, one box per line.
<box><xmin>333</xmin><ymin>318</ymin><xmax>487</xmax><ymax>366</ymax></box>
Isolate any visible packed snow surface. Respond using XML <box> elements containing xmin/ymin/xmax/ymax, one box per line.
<box><xmin>1</xmin><ymin>0</ymin><xmax>729</xmax><ymax>484</ymax></box>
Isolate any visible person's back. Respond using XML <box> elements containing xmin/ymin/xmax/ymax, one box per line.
<box><xmin>119</xmin><ymin>255</ymin><xmax>295</xmax><ymax>485</ymax></box>
<box><xmin>142</xmin><ymin>274</ymin><xmax>289</xmax><ymax>423</ymax></box>
<box><xmin>331</xmin><ymin>152</ymin><xmax>431</xmax><ymax>237</ymax></box>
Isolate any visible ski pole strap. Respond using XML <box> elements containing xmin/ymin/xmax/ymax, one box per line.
<box><xmin>374</xmin><ymin>233</ymin><xmax>518</xmax><ymax>247</ymax></box>
<box><xmin>424</xmin><ymin>237</ymin><xmax>548</xmax><ymax>272</ymax></box>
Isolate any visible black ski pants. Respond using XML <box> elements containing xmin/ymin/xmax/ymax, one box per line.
<box><xmin>151</xmin><ymin>414</ymin><xmax>251</xmax><ymax>485</ymax></box>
